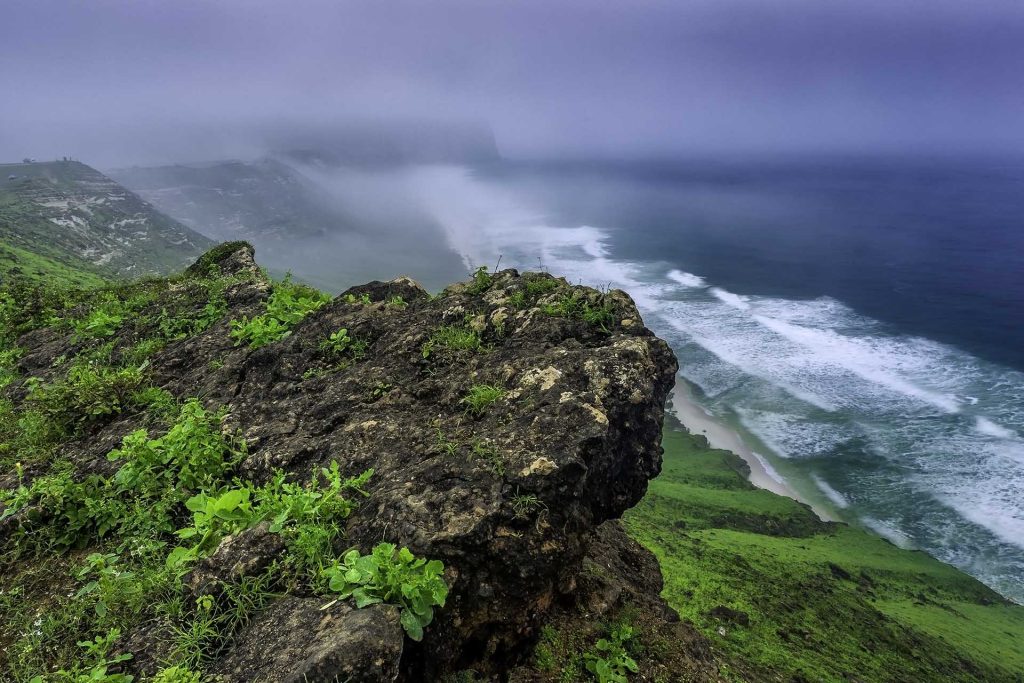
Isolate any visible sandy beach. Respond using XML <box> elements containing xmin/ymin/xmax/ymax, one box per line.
<box><xmin>668</xmin><ymin>381</ymin><xmax>834</xmax><ymax>521</ymax></box>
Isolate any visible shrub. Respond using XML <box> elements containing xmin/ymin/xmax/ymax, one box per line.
<box><xmin>466</xmin><ymin>265</ymin><xmax>494</xmax><ymax>295</ymax></box>
<box><xmin>231</xmin><ymin>277</ymin><xmax>329</xmax><ymax>348</ymax></box>
<box><xmin>319</xmin><ymin>328</ymin><xmax>368</xmax><ymax>359</ymax></box>
<box><xmin>28</xmin><ymin>361</ymin><xmax>145</xmax><ymax>433</ymax></box>
<box><xmin>322</xmin><ymin>542</ymin><xmax>448</xmax><ymax>641</ymax></box>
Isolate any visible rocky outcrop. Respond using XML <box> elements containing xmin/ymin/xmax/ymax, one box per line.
<box><xmin>5</xmin><ymin>243</ymin><xmax>719</xmax><ymax>681</ymax></box>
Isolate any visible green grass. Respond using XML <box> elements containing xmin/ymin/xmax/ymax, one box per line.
<box><xmin>0</xmin><ymin>240</ymin><xmax>108</xmax><ymax>289</ymax></box>
<box><xmin>460</xmin><ymin>384</ymin><xmax>506</xmax><ymax>416</ymax></box>
<box><xmin>625</xmin><ymin>422</ymin><xmax>1024</xmax><ymax>682</ymax></box>
<box><xmin>421</xmin><ymin>325</ymin><xmax>483</xmax><ymax>359</ymax></box>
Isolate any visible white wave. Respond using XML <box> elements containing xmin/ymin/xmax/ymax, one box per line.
<box><xmin>811</xmin><ymin>474</ymin><xmax>850</xmax><ymax>509</ymax></box>
<box><xmin>975</xmin><ymin>417</ymin><xmax>1017</xmax><ymax>439</ymax></box>
<box><xmin>862</xmin><ymin>516</ymin><xmax>914</xmax><ymax>548</ymax></box>
<box><xmin>752</xmin><ymin>314</ymin><xmax>962</xmax><ymax>414</ymax></box>
<box><xmin>709</xmin><ymin>287</ymin><xmax>750</xmax><ymax>310</ymax></box>
<box><xmin>667</xmin><ymin>269</ymin><xmax>706</xmax><ymax>288</ymax></box>
<box><xmin>750</xmin><ymin>451</ymin><xmax>787</xmax><ymax>486</ymax></box>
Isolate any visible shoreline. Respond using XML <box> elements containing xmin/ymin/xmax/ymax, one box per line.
<box><xmin>667</xmin><ymin>380</ymin><xmax>835</xmax><ymax>521</ymax></box>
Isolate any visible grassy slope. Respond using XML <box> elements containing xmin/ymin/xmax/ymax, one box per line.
<box><xmin>0</xmin><ymin>240</ymin><xmax>108</xmax><ymax>288</ymax></box>
<box><xmin>625</xmin><ymin>421</ymin><xmax>1024</xmax><ymax>682</ymax></box>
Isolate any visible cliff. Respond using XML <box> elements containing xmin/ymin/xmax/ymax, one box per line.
<box><xmin>0</xmin><ymin>243</ymin><xmax>717</xmax><ymax>681</ymax></box>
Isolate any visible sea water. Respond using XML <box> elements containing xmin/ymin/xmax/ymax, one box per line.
<box><xmin>400</xmin><ymin>156</ymin><xmax>1024</xmax><ymax>602</ymax></box>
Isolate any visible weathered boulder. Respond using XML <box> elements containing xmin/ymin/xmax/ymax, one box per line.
<box><xmin>7</xmin><ymin>244</ymin><xmax>688</xmax><ymax>680</ymax></box>
<box><xmin>210</xmin><ymin>598</ymin><xmax>404</xmax><ymax>682</ymax></box>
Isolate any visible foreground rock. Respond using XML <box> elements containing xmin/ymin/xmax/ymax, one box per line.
<box><xmin>5</xmin><ymin>244</ymin><xmax>721</xmax><ymax>680</ymax></box>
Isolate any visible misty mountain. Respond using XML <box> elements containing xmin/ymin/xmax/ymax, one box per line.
<box><xmin>109</xmin><ymin>158</ymin><xmax>341</xmax><ymax>244</ymax></box>
<box><xmin>112</xmin><ymin>156</ymin><xmax>470</xmax><ymax>293</ymax></box>
<box><xmin>0</xmin><ymin>160</ymin><xmax>212</xmax><ymax>280</ymax></box>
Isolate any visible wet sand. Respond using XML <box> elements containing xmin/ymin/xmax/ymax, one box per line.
<box><xmin>668</xmin><ymin>382</ymin><xmax>834</xmax><ymax>521</ymax></box>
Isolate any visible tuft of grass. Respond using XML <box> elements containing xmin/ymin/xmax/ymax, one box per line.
<box><xmin>470</xmin><ymin>439</ymin><xmax>505</xmax><ymax>477</ymax></box>
<box><xmin>435</xmin><ymin>429</ymin><xmax>460</xmax><ymax>457</ymax></box>
<box><xmin>509</xmin><ymin>489</ymin><xmax>546</xmax><ymax>520</ymax></box>
<box><xmin>542</xmin><ymin>293</ymin><xmax>615</xmax><ymax>331</ymax></box>
<box><xmin>421</xmin><ymin>325</ymin><xmax>483</xmax><ymax>359</ymax></box>
<box><xmin>460</xmin><ymin>384</ymin><xmax>506</xmax><ymax>416</ymax></box>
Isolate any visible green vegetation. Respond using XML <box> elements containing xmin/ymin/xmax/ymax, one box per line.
<box><xmin>1</xmin><ymin>162</ymin><xmax>211</xmax><ymax>279</ymax></box>
<box><xmin>319</xmin><ymin>327</ymin><xmax>368</xmax><ymax>360</ymax></box>
<box><xmin>508</xmin><ymin>274</ymin><xmax>561</xmax><ymax>310</ymax></box>
<box><xmin>342</xmin><ymin>292</ymin><xmax>373</xmax><ymax>306</ymax></box>
<box><xmin>466</xmin><ymin>265</ymin><xmax>494</xmax><ymax>295</ymax></box>
<box><xmin>509</xmin><ymin>490</ymin><xmax>545</xmax><ymax>520</ymax></box>
<box><xmin>0</xmin><ymin>250</ymin><xmax>448</xmax><ymax>680</ymax></box>
<box><xmin>421</xmin><ymin>325</ymin><xmax>483</xmax><ymax>359</ymax></box>
<box><xmin>322</xmin><ymin>542</ymin><xmax>448</xmax><ymax>641</ymax></box>
<box><xmin>542</xmin><ymin>293</ymin><xmax>615</xmax><ymax>330</ymax></box>
<box><xmin>584</xmin><ymin>624</ymin><xmax>639</xmax><ymax>683</ymax></box>
<box><xmin>230</xmin><ymin>276</ymin><xmax>329</xmax><ymax>348</ymax></box>
<box><xmin>460</xmin><ymin>383</ymin><xmax>506</xmax><ymax>416</ymax></box>
<box><xmin>531</xmin><ymin>615</ymin><xmax>661</xmax><ymax>683</ymax></box>
<box><xmin>0</xmin><ymin>239</ymin><xmax>108</xmax><ymax>289</ymax></box>
<box><xmin>625</xmin><ymin>420</ymin><xmax>1024</xmax><ymax>682</ymax></box>
<box><xmin>470</xmin><ymin>439</ymin><xmax>504</xmax><ymax>476</ymax></box>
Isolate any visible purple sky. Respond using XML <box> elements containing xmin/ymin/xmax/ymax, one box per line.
<box><xmin>2</xmin><ymin>0</ymin><xmax>1023</xmax><ymax>165</ymax></box>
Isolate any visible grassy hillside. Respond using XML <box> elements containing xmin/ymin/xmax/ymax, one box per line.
<box><xmin>1</xmin><ymin>161</ymin><xmax>212</xmax><ymax>278</ymax></box>
<box><xmin>0</xmin><ymin>239</ymin><xmax>108</xmax><ymax>288</ymax></box>
<box><xmin>625</xmin><ymin>419</ymin><xmax>1024</xmax><ymax>682</ymax></box>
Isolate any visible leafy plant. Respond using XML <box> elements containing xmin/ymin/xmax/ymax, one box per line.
<box><xmin>466</xmin><ymin>265</ymin><xmax>494</xmax><ymax>294</ymax></box>
<box><xmin>322</xmin><ymin>542</ymin><xmax>448</xmax><ymax>641</ymax></box>
<box><xmin>151</xmin><ymin>666</ymin><xmax>201</xmax><ymax>683</ymax></box>
<box><xmin>320</xmin><ymin>327</ymin><xmax>353</xmax><ymax>354</ymax></box>
<box><xmin>28</xmin><ymin>628</ymin><xmax>134</xmax><ymax>683</ymax></box>
<box><xmin>461</xmin><ymin>384</ymin><xmax>506</xmax><ymax>416</ymax></box>
<box><xmin>343</xmin><ymin>292</ymin><xmax>373</xmax><ymax>305</ymax></box>
<box><xmin>584</xmin><ymin>624</ymin><xmax>639</xmax><ymax>683</ymax></box>
<box><xmin>319</xmin><ymin>328</ymin><xmax>368</xmax><ymax>359</ymax></box>
<box><xmin>73</xmin><ymin>308</ymin><xmax>124</xmax><ymax>340</ymax></box>
<box><xmin>28</xmin><ymin>361</ymin><xmax>145</xmax><ymax>432</ymax></box>
<box><xmin>385</xmin><ymin>295</ymin><xmax>408</xmax><ymax>309</ymax></box>
<box><xmin>168</xmin><ymin>488</ymin><xmax>259</xmax><ymax>568</ymax></box>
<box><xmin>255</xmin><ymin>464</ymin><xmax>372</xmax><ymax>575</ymax></box>
<box><xmin>231</xmin><ymin>277</ymin><xmax>329</xmax><ymax>348</ymax></box>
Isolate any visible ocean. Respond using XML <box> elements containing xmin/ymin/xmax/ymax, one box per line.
<box><xmin>388</xmin><ymin>156</ymin><xmax>1024</xmax><ymax>603</ymax></box>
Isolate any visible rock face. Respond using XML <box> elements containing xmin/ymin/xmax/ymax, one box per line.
<box><xmin>6</xmin><ymin>244</ymin><xmax>719</xmax><ymax>680</ymax></box>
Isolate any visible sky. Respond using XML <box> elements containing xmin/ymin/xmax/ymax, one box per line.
<box><xmin>1</xmin><ymin>0</ymin><xmax>1023</xmax><ymax>165</ymax></box>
